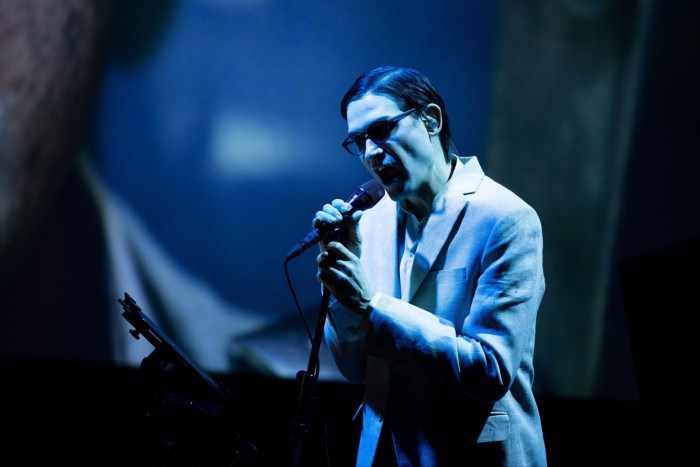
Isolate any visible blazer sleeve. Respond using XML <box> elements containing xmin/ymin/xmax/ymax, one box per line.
<box><xmin>324</xmin><ymin>295</ymin><xmax>370</xmax><ymax>383</ymax></box>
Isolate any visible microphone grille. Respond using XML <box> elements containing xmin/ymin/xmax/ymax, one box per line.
<box><xmin>358</xmin><ymin>179</ymin><xmax>385</xmax><ymax>207</ymax></box>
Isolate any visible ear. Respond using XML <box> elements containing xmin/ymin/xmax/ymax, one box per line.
<box><xmin>421</xmin><ymin>103</ymin><xmax>442</xmax><ymax>134</ymax></box>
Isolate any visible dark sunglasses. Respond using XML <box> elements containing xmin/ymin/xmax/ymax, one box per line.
<box><xmin>341</xmin><ymin>108</ymin><xmax>418</xmax><ymax>156</ymax></box>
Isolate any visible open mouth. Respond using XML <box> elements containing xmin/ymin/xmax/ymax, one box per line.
<box><xmin>375</xmin><ymin>165</ymin><xmax>402</xmax><ymax>186</ymax></box>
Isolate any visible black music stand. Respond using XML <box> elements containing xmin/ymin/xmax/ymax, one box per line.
<box><xmin>119</xmin><ymin>292</ymin><xmax>257</xmax><ymax>466</ymax></box>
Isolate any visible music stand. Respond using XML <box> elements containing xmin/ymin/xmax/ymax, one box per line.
<box><xmin>119</xmin><ymin>292</ymin><xmax>257</xmax><ymax>466</ymax></box>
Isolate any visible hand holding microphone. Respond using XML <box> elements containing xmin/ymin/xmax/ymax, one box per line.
<box><xmin>286</xmin><ymin>179</ymin><xmax>384</xmax><ymax>260</ymax></box>
<box><xmin>310</xmin><ymin>179</ymin><xmax>383</xmax><ymax>315</ymax></box>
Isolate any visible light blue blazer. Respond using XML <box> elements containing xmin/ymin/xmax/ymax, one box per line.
<box><xmin>324</xmin><ymin>156</ymin><xmax>547</xmax><ymax>466</ymax></box>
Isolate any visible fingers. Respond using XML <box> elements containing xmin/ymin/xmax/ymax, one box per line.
<box><xmin>316</xmin><ymin>263</ymin><xmax>346</xmax><ymax>283</ymax></box>
<box><xmin>317</xmin><ymin>241</ymin><xmax>353</xmax><ymax>261</ymax></box>
<box><xmin>331</xmin><ymin>199</ymin><xmax>352</xmax><ymax>212</ymax></box>
<box><xmin>312</xmin><ymin>199</ymin><xmax>352</xmax><ymax>229</ymax></box>
<box><xmin>315</xmin><ymin>249</ymin><xmax>373</xmax><ymax>316</ymax></box>
<box><xmin>316</xmin><ymin>251</ymin><xmax>354</xmax><ymax>288</ymax></box>
<box><xmin>312</xmin><ymin>198</ymin><xmax>362</xmax><ymax>255</ymax></box>
<box><xmin>316</xmin><ymin>245</ymin><xmax>352</xmax><ymax>276</ymax></box>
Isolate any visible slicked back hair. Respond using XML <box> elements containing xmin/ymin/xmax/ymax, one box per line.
<box><xmin>340</xmin><ymin>66</ymin><xmax>458</xmax><ymax>162</ymax></box>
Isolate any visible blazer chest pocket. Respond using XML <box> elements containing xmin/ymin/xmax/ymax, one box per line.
<box><xmin>413</xmin><ymin>268</ymin><xmax>468</xmax><ymax>313</ymax></box>
<box><xmin>423</xmin><ymin>268</ymin><xmax>466</xmax><ymax>286</ymax></box>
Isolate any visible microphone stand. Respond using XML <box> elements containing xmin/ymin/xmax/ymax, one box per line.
<box><xmin>288</xmin><ymin>286</ymin><xmax>332</xmax><ymax>467</ymax></box>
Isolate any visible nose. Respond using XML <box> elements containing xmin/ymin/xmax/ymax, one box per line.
<box><xmin>363</xmin><ymin>138</ymin><xmax>383</xmax><ymax>159</ymax></box>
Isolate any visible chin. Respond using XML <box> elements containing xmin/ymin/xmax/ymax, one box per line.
<box><xmin>383</xmin><ymin>183</ymin><xmax>407</xmax><ymax>202</ymax></box>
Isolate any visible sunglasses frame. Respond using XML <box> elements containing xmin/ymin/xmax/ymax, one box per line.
<box><xmin>341</xmin><ymin>107</ymin><xmax>419</xmax><ymax>156</ymax></box>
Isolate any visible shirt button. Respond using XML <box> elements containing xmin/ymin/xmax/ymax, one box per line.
<box><xmin>377</xmin><ymin>413</ymin><xmax>384</xmax><ymax>422</ymax></box>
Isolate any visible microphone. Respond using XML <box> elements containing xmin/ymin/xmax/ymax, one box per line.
<box><xmin>286</xmin><ymin>179</ymin><xmax>385</xmax><ymax>260</ymax></box>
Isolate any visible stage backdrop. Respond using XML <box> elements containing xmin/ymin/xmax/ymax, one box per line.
<box><xmin>3</xmin><ymin>0</ymin><xmax>696</xmax><ymax>402</ymax></box>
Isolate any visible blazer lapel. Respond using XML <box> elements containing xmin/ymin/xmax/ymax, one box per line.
<box><xmin>406</xmin><ymin>157</ymin><xmax>484</xmax><ymax>302</ymax></box>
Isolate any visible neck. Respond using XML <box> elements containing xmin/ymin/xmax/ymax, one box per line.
<box><xmin>400</xmin><ymin>155</ymin><xmax>455</xmax><ymax>221</ymax></box>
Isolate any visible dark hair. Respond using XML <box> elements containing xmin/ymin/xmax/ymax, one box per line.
<box><xmin>340</xmin><ymin>66</ymin><xmax>458</xmax><ymax>161</ymax></box>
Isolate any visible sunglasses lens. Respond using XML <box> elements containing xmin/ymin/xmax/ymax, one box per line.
<box><xmin>351</xmin><ymin>135</ymin><xmax>366</xmax><ymax>153</ymax></box>
<box><xmin>368</xmin><ymin>121</ymin><xmax>392</xmax><ymax>143</ymax></box>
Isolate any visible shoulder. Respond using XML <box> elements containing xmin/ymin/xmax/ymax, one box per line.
<box><xmin>450</xmin><ymin>164</ymin><xmax>542</xmax><ymax>239</ymax></box>
<box><xmin>475</xmin><ymin>177</ymin><xmax>542</xmax><ymax>240</ymax></box>
<box><xmin>451</xmin><ymin>157</ymin><xmax>539</xmax><ymax>220</ymax></box>
<box><xmin>476</xmin><ymin>176</ymin><xmax>537</xmax><ymax>215</ymax></box>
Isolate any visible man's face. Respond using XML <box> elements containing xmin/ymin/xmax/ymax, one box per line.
<box><xmin>346</xmin><ymin>93</ymin><xmax>436</xmax><ymax>205</ymax></box>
